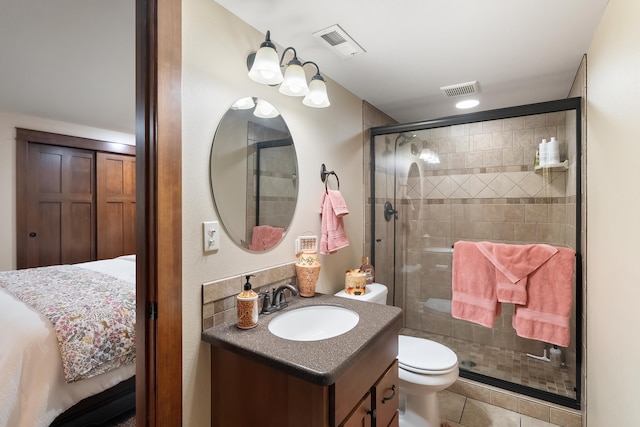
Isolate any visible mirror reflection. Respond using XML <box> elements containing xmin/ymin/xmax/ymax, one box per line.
<box><xmin>210</xmin><ymin>97</ymin><xmax>298</xmax><ymax>251</ymax></box>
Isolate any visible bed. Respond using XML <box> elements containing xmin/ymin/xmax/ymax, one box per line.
<box><xmin>0</xmin><ymin>255</ymin><xmax>137</xmax><ymax>427</ymax></box>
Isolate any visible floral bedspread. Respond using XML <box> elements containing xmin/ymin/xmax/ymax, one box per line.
<box><xmin>0</xmin><ymin>265</ymin><xmax>136</xmax><ymax>383</ymax></box>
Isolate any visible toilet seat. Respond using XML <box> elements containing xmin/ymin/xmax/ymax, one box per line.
<box><xmin>398</xmin><ymin>335</ymin><xmax>458</xmax><ymax>375</ymax></box>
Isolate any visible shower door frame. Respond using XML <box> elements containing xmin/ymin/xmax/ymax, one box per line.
<box><xmin>369</xmin><ymin>97</ymin><xmax>583</xmax><ymax>409</ymax></box>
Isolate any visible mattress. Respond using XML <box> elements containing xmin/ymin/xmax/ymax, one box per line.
<box><xmin>0</xmin><ymin>255</ymin><xmax>137</xmax><ymax>427</ymax></box>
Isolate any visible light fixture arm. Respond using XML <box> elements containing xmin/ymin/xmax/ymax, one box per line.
<box><xmin>261</xmin><ymin>31</ymin><xmax>276</xmax><ymax>49</ymax></box>
<box><xmin>280</xmin><ymin>47</ymin><xmax>302</xmax><ymax>67</ymax></box>
<box><xmin>302</xmin><ymin>61</ymin><xmax>325</xmax><ymax>81</ymax></box>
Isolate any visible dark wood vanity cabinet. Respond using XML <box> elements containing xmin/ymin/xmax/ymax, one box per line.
<box><xmin>342</xmin><ymin>359</ymin><xmax>399</xmax><ymax>427</ymax></box>
<box><xmin>210</xmin><ymin>323</ymin><xmax>399</xmax><ymax>427</ymax></box>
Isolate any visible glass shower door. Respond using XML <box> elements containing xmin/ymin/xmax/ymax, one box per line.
<box><xmin>369</xmin><ymin>98</ymin><xmax>582</xmax><ymax>409</ymax></box>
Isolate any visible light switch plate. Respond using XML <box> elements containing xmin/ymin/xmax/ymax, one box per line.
<box><xmin>203</xmin><ymin>221</ymin><xmax>219</xmax><ymax>252</ymax></box>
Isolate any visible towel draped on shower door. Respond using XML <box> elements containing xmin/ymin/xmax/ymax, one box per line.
<box><xmin>451</xmin><ymin>241</ymin><xmax>575</xmax><ymax>347</ymax></box>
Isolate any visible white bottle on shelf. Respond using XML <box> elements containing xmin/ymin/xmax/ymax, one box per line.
<box><xmin>548</xmin><ymin>137</ymin><xmax>560</xmax><ymax>165</ymax></box>
<box><xmin>539</xmin><ymin>139</ymin><xmax>548</xmax><ymax>167</ymax></box>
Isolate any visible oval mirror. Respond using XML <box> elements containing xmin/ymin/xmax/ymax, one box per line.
<box><xmin>210</xmin><ymin>97</ymin><xmax>298</xmax><ymax>251</ymax></box>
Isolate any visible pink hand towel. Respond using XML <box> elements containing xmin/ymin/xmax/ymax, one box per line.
<box><xmin>248</xmin><ymin>225</ymin><xmax>284</xmax><ymax>251</ymax></box>
<box><xmin>475</xmin><ymin>242</ymin><xmax>558</xmax><ymax>305</ymax></box>
<box><xmin>451</xmin><ymin>241</ymin><xmax>501</xmax><ymax>328</ymax></box>
<box><xmin>319</xmin><ymin>189</ymin><xmax>350</xmax><ymax>255</ymax></box>
<box><xmin>512</xmin><ymin>247</ymin><xmax>575</xmax><ymax>347</ymax></box>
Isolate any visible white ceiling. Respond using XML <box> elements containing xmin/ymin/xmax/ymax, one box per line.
<box><xmin>0</xmin><ymin>0</ymin><xmax>135</xmax><ymax>133</ymax></box>
<box><xmin>217</xmin><ymin>0</ymin><xmax>608</xmax><ymax>122</ymax></box>
<box><xmin>0</xmin><ymin>0</ymin><xmax>608</xmax><ymax>133</ymax></box>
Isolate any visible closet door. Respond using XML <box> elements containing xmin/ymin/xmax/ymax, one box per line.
<box><xmin>21</xmin><ymin>143</ymin><xmax>95</xmax><ymax>268</ymax></box>
<box><xmin>96</xmin><ymin>152</ymin><xmax>136</xmax><ymax>259</ymax></box>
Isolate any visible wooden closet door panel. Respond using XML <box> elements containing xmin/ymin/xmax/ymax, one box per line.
<box><xmin>97</xmin><ymin>153</ymin><xmax>136</xmax><ymax>259</ymax></box>
<box><xmin>36</xmin><ymin>202</ymin><xmax>63</xmax><ymax>267</ymax></box>
<box><xmin>23</xmin><ymin>144</ymin><xmax>95</xmax><ymax>268</ymax></box>
<box><xmin>64</xmin><ymin>202</ymin><xmax>94</xmax><ymax>264</ymax></box>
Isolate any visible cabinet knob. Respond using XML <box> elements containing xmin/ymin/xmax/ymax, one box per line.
<box><xmin>381</xmin><ymin>384</ymin><xmax>396</xmax><ymax>403</ymax></box>
<box><xmin>29</xmin><ymin>232</ymin><xmax>37</xmax><ymax>238</ymax></box>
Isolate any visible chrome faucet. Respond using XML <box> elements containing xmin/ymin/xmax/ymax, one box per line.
<box><xmin>261</xmin><ymin>284</ymin><xmax>298</xmax><ymax>314</ymax></box>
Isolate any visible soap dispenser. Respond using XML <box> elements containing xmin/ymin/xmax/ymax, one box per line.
<box><xmin>237</xmin><ymin>275</ymin><xmax>259</xmax><ymax>329</ymax></box>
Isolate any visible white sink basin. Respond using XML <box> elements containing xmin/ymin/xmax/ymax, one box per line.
<box><xmin>268</xmin><ymin>305</ymin><xmax>359</xmax><ymax>341</ymax></box>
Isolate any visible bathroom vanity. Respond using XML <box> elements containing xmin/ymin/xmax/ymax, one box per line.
<box><xmin>202</xmin><ymin>293</ymin><xmax>402</xmax><ymax>427</ymax></box>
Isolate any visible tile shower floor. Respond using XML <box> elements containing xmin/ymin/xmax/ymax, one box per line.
<box><xmin>401</xmin><ymin>328</ymin><xmax>575</xmax><ymax>399</ymax></box>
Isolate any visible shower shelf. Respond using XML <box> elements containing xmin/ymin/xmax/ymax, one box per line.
<box><xmin>534</xmin><ymin>160</ymin><xmax>569</xmax><ymax>172</ymax></box>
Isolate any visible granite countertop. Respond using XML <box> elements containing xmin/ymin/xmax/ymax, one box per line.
<box><xmin>201</xmin><ymin>293</ymin><xmax>402</xmax><ymax>386</ymax></box>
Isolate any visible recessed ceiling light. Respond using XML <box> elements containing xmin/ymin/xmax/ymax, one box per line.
<box><xmin>456</xmin><ymin>99</ymin><xmax>480</xmax><ymax>109</ymax></box>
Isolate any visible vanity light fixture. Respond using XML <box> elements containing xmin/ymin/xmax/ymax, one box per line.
<box><xmin>278</xmin><ymin>48</ymin><xmax>309</xmax><ymax>96</ymax></box>
<box><xmin>247</xmin><ymin>31</ymin><xmax>284</xmax><ymax>85</ymax></box>
<box><xmin>302</xmin><ymin>62</ymin><xmax>330</xmax><ymax>108</ymax></box>
<box><xmin>248</xmin><ymin>31</ymin><xmax>330</xmax><ymax>108</ymax></box>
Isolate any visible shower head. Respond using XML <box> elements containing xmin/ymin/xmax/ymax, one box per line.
<box><xmin>395</xmin><ymin>132</ymin><xmax>417</xmax><ymax>147</ymax></box>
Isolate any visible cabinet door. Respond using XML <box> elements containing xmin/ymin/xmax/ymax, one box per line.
<box><xmin>341</xmin><ymin>393</ymin><xmax>372</xmax><ymax>427</ymax></box>
<box><xmin>375</xmin><ymin>360</ymin><xmax>399</xmax><ymax>427</ymax></box>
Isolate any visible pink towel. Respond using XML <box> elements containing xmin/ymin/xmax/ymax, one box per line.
<box><xmin>452</xmin><ymin>241</ymin><xmax>575</xmax><ymax>347</ymax></box>
<box><xmin>319</xmin><ymin>189</ymin><xmax>350</xmax><ymax>255</ymax></box>
<box><xmin>248</xmin><ymin>225</ymin><xmax>284</xmax><ymax>251</ymax></box>
<box><xmin>451</xmin><ymin>241</ymin><xmax>502</xmax><ymax>327</ymax></box>
<box><xmin>475</xmin><ymin>242</ymin><xmax>558</xmax><ymax>305</ymax></box>
<box><xmin>512</xmin><ymin>247</ymin><xmax>575</xmax><ymax>347</ymax></box>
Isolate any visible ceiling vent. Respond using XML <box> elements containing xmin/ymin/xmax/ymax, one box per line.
<box><xmin>440</xmin><ymin>81</ymin><xmax>480</xmax><ymax>98</ymax></box>
<box><xmin>313</xmin><ymin>24</ymin><xmax>366</xmax><ymax>58</ymax></box>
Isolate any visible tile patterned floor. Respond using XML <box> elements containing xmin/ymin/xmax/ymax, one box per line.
<box><xmin>401</xmin><ymin>328</ymin><xmax>575</xmax><ymax>398</ymax></box>
<box><xmin>439</xmin><ymin>389</ymin><xmax>581</xmax><ymax>427</ymax></box>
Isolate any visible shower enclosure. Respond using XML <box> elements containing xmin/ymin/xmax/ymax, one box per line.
<box><xmin>368</xmin><ymin>98</ymin><xmax>582</xmax><ymax>409</ymax></box>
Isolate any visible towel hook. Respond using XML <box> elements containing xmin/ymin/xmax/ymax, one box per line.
<box><xmin>320</xmin><ymin>163</ymin><xmax>340</xmax><ymax>193</ymax></box>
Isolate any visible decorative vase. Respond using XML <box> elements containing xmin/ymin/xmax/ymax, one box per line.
<box><xmin>295</xmin><ymin>250</ymin><xmax>321</xmax><ymax>297</ymax></box>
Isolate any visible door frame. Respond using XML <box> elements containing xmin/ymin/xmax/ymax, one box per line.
<box><xmin>136</xmin><ymin>0</ymin><xmax>183</xmax><ymax>425</ymax></box>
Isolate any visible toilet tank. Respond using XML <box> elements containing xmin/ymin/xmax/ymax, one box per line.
<box><xmin>335</xmin><ymin>283</ymin><xmax>388</xmax><ymax>305</ymax></box>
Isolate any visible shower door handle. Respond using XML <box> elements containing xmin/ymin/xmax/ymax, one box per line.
<box><xmin>384</xmin><ymin>201</ymin><xmax>398</xmax><ymax>221</ymax></box>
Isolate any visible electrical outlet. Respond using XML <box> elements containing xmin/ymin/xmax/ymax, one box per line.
<box><xmin>203</xmin><ymin>221</ymin><xmax>219</xmax><ymax>252</ymax></box>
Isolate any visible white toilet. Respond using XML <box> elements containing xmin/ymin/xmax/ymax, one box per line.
<box><xmin>335</xmin><ymin>283</ymin><xmax>459</xmax><ymax>427</ymax></box>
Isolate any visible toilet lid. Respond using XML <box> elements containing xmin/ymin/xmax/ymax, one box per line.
<box><xmin>398</xmin><ymin>335</ymin><xmax>458</xmax><ymax>375</ymax></box>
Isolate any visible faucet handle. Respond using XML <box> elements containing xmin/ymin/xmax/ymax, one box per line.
<box><xmin>260</xmin><ymin>289</ymin><xmax>272</xmax><ymax>313</ymax></box>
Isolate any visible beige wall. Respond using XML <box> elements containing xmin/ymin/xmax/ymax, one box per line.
<box><xmin>181</xmin><ymin>1</ymin><xmax>364</xmax><ymax>425</ymax></box>
<box><xmin>586</xmin><ymin>0</ymin><xmax>640</xmax><ymax>425</ymax></box>
<box><xmin>0</xmin><ymin>112</ymin><xmax>134</xmax><ymax>271</ymax></box>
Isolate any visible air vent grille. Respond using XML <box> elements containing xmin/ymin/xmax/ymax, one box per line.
<box><xmin>320</xmin><ymin>31</ymin><xmax>347</xmax><ymax>47</ymax></box>
<box><xmin>440</xmin><ymin>81</ymin><xmax>480</xmax><ymax>98</ymax></box>
<box><xmin>313</xmin><ymin>24</ymin><xmax>365</xmax><ymax>58</ymax></box>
